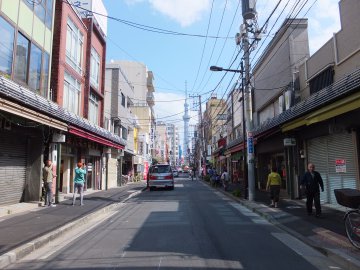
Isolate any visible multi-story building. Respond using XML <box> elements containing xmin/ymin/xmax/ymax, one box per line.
<box><xmin>226</xmin><ymin>0</ymin><xmax>360</xmax><ymax>206</ymax></box>
<box><xmin>224</xmin><ymin>17</ymin><xmax>310</xmax><ymax>197</ymax></box>
<box><xmin>203</xmin><ymin>96</ymin><xmax>227</xmax><ymax>171</ymax></box>
<box><xmin>105</xmin><ymin>61</ymin><xmax>137</xmax><ymax>188</ymax></box>
<box><xmin>154</xmin><ymin>121</ymin><xmax>167</xmax><ymax>163</ymax></box>
<box><xmin>0</xmin><ymin>0</ymin><xmax>125</xmax><ymax>206</ymax></box>
<box><xmin>115</xmin><ymin>61</ymin><xmax>156</xmax><ymax>179</ymax></box>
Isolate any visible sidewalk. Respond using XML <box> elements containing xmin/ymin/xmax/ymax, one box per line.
<box><xmin>215</xmin><ymin>181</ymin><xmax>360</xmax><ymax>269</ymax></box>
<box><xmin>0</xmin><ymin>181</ymin><xmax>146</xmax><ymax>262</ymax></box>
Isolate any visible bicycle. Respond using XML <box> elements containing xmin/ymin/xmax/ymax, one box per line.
<box><xmin>334</xmin><ymin>188</ymin><xmax>360</xmax><ymax>249</ymax></box>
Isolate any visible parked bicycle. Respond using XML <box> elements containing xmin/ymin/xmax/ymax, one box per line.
<box><xmin>334</xmin><ymin>188</ymin><xmax>360</xmax><ymax>249</ymax></box>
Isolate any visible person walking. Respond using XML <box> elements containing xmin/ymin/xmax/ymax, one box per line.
<box><xmin>42</xmin><ymin>160</ymin><xmax>56</xmax><ymax>207</ymax></box>
<box><xmin>266</xmin><ymin>167</ymin><xmax>281</xmax><ymax>208</ymax></box>
<box><xmin>301</xmin><ymin>163</ymin><xmax>324</xmax><ymax>217</ymax></box>
<box><xmin>221</xmin><ymin>168</ymin><xmax>229</xmax><ymax>191</ymax></box>
<box><xmin>72</xmin><ymin>162</ymin><xmax>87</xmax><ymax>206</ymax></box>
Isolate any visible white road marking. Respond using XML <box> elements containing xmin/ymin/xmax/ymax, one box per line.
<box><xmin>272</xmin><ymin>233</ymin><xmax>343</xmax><ymax>270</ymax></box>
<box><xmin>158</xmin><ymin>256</ymin><xmax>163</xmax><ymax>269</ymax></box>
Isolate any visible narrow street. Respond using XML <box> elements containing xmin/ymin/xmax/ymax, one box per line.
<box><xmin>6</xmin><ymin>175</ymin><xmax>342</xmax><ymax>270</ymax></box>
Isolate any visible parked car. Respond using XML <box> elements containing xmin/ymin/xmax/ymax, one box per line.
<box><xmin>148</xmin><ymin>164</ymin><xmax>175</xmax><ymax>190</ymax></box>
<box><xmin>172</xmin><ymin>169</ymin><xmax>179</xmax><ymax>177</ymax></box>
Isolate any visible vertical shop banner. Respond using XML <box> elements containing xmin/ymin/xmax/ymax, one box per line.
<box><xmin>150</xmin><ymin>127</ymin><xmax>154</xmax><ymax>150</ymax></box>
<box><xmin>335</xmin><ymin>159</ymin><xmax>346</xmax><ymax>173</ymax></box>
<box><xmin>247</xmin><ymin>132</ymin><xmax>254</xmax><ymax>161</ymax></box>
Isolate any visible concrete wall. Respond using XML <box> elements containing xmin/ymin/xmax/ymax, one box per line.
<box><xmin>299</xmin><ymin>0</ymin><xmax>360</xmax><ymax>99</ymax></box>
<box><xmin>252</xmin><ymin>19</ymin><xmax>309</xmax><ymax>127</ymax></box>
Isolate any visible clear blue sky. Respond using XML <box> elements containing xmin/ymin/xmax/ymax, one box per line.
<box><xmin>103</xmin><ymin>0</ymin><xmax>340</xmax><ymax>132</ymax></box>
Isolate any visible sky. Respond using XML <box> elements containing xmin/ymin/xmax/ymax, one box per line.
<box><xmin>103</xmin><ymin>0</ymin><xmax>341</xmax><ymax>137</ymax></box>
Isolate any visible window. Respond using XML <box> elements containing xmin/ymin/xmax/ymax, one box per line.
<box><xmin>22</xmin><ymin>0</ymin><xmax>33</xmax><ymax>10</ymax></box>
<box><xmin>34</xmin><ymin>0</ymin><xmax>46</xmax><ymax>22</ymax></box>
<box><xmin>121</xmin><ymin>93</ymin><xmax>126</xmax><ymax>107</ymax></box>
<box><xmin>89</xmin><ymin>92</ymin><xmax>99</xmax><ymax>125</ymax></box>
<box><xmin>14</xmin><ymin>32</ymin><xmax>30</xmax><ymax>83</ymax></box>
<box><xmin>309</xmin><ymin>66</ymin><xmax>334</xmax><ymax>95</ymax></box>
<box><xmin>63</xmin><ymin>72</ymin><xmax>81</xmax><ymax>114</ymax></box>
<box><xmin>0</xmin><ymin>17</ymin><xmax>14</xmax><ymax>75</ymax></box>
<box><xmin>28</xmin><ymin>44</ymin><xmax>42</xmax><ymax>93</ymax></box>
<box><xmin>45</xmin><ymin>0</ymin><xmax>53</xmax><ymax>29</ymax></box>
<box><xmin>90</xmin><ymin>48</ymin><xmax>100</xmax><ymax>88</ymax></box>
<box><xmin>41</xmin><ymin>52</ymin><xmax>49</xmax><ymax>96</ymax></box>
<box><xmin>122</xmin><ymin>127</ymin><xmax>128</xmax><ymax>140</ymax></box>
<box><xmin>66</xmin><ymin>19</ymin><xmax>83</xmax><ymax>73</ymax></box>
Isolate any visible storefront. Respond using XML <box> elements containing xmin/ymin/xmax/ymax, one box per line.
<box><xmin>256</xmin><ymin>133</ymin><xmax>287</xmax><ymax>192</ymax></box>
<box><xmin>306</xmin><ymin>131</ymin><xmax>359</xmax><ymax>205</ymax></box>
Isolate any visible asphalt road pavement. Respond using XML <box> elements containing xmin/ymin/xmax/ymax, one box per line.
<box><xmin>6</xmin><ymin>176</ymin><xmax>343</xmax><ymax>270</ymax></box>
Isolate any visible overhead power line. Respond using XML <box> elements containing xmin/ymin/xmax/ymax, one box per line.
<box><xmin>63</xmin><ymin>0</ymin><xmax>234</xmax><ymax>39</ymax></box>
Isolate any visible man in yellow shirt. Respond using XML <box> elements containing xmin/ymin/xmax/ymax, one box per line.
<box><xmin>266</xmin><ymin>167</ymin><xmax>282</xmax><ymax>208</ymax></box>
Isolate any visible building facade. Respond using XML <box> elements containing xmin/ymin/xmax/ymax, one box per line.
<box><xmin>0</xmin><ymin>0</ymin><xmax>125</xmax><ymax>206</ymax></box>
<box><xmin>105</xmin><ymin>61</ymin><xmax>137</xmax><ymax>188</ymax></box>
<box><xmin>203</xmin><ymin>96</ymin><xmax>227</xmax><ymax>172</ymax></box>
<box><xmin>115</xmin><ymin>61</ymin><xmax>156</xmax><ymax>179</ymax></box>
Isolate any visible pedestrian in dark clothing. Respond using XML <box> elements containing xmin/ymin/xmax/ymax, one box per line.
<box><xmin>301</xmin><ymin>163</ymin><xmax>324</xmax><ymax>217</ymax></box>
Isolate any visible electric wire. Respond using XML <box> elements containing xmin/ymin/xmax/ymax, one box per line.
<box><xmin>190</xmin><ymin>0</ymin><xmax>215</xmax><ymax>94</ymax></box>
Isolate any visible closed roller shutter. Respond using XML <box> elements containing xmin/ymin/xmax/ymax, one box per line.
<box><xmin>307</xmin><ymin>136</ymin><xmax>329</xmax><ymax>203</ymax></box>
<box><xmin>327</xmin><ymin>132</ymin><xmax>357</xmax><ymax>204</ymax></box>
<box><xmin>0</xmin><ymin>133</ymin><xmax>27</xmax><ymax>205</ymax></box>
<box><xmin>307</xmin><ymin>132</ymin><xmax>358</xmax><ymax>206</ymax></box>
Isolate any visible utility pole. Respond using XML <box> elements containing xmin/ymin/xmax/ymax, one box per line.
<box><xmin>241</xmin><ymin>0</ymin><xmax>258</xmax><ymax>201</ymax></box>
<box><xmin>190</xmin><ymin>94</ymin><xmax>203</xmax><ymax>179</ymax></box>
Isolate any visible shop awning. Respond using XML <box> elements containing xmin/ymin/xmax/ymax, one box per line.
<box><xmin>69</xmin><ymin>126</ymin><xmax>124</xmax><ymax>149</ymax></box>
<box><xmin>0</xmin><ymin>97</ymin><xmax>68</xmax><ymax>131</ymax></box>
<box><xmin>282</xmin><ymin>91</ymin><xmax>360</xmax><ymax>132</ymax></box>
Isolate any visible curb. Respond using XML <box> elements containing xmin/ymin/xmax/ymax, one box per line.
<box><xmin>0</xmin><ymin>187</ymin><xmax>145</xmax><ymax>269</ymax></box>
<box><xmin>201</xmin><ymin>180</ymin><xmax>360</xmax><ymax>270</ymax></box>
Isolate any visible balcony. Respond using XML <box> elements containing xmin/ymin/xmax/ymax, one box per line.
<box><xmin>147</xmin><ymin>92</ymin><xmax>155</xmax><ymax>106</ymax></box>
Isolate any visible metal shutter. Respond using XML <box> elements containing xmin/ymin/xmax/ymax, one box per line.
<box><xmin>307</xmin><ymin>136</ymin><xmax>329</xmax><ymax>203</ymax></box>
<box><xmin>327</xmin><ymin>132</ymin><xmax>357</xmax><ymax>204</ymax></box>
<box><xmin>0</xmin><ymin>133</ymin><xmax>27</xmax><ymax>205</ymax></box>
<box><xmin>307</xmin><ymin>132</ymin><xmax>358</xmax><ymax>206</ymax></box>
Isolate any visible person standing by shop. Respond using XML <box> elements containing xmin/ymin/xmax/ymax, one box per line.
<box><xmin>266</xmin><ymin>167</ymin><xmax>281</xmax><ymax>208</ymax></box>
<box><xmin>301</xmin><ymin>163</ymin><xmax>324</xmax><ymax>217</ymax></box>
<box><xmin>72</xmin><ymin>162</ymin><xmax>87</xmax><ymax>206</ymax></box>
<box><xmin>42</xmin><ymin>160</ymin><xmax>56</xmax><ymax>207</ymax></box>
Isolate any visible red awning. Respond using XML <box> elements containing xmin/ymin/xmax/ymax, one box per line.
<box><xmin>68</xmin><ymin>126</ymin><xmax>124</xmax><ymax>149</ymax></box>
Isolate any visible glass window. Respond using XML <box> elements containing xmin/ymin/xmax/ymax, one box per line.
<box><xmin>28</xmin><ymin>44</ymin><xmax>42</xmax><ymax>92</ymax></box>
<box><xmin>65</xmin><ymin>18</ymin><xmax>83</xmax><ymax>73</ymax></box>
<box><xmin>22</xmin><ymin>0</ymin><xmax>34</xmax><ymax>10</ymax></box>
<box><xmin>34</xmin><ymin>1</ymin><xmax>46</xmax><ymax>22</ymax></box>
<box><xmin>90</xmin><ymin>47</ymin><xmax>100</xmax><ymax>88</ymax></box>
<box><xmin>14</xmin><ymin>32</ymin><xmax>30</xmax><ymax>83</ymax></box>
<box><xmin>0</xmin><ymin>17</ymin><xmax>14</xmax><ymax>76</ymax></box>
<box><xmin>64</xmin><ymin>72</ymin><xmax>81</xmax><ymax>114</ymax></box>
<box><xmin>121</xmin><ymin>93</ymin><xmax>126</xmax><ymax>107</ymax></box>
<box><xmin>41</xmin><ymin>52</ymin><xmax>49</xmax><ymax>96</ymax></box>
<box><xmin>89</xmin><ymin>92</ymin><xmax>99</xmax><ymax>125</ymax></box>
<box><xmin>45</xmin><ymin>0</ymin><xmax>53</xmax><ymax>29</ymax></box>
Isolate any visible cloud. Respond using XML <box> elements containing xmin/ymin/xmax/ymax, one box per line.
<box><xmin>307</xmin><ymin>0</ymin><xmax>341</xmax><ymax>53</ymax></box>
<box><xmin>125</xmin><ymin>0</ymin><xmax>211</xmax><ymax>27</ymax></box>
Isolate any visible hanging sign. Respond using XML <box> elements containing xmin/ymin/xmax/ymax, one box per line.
<box><xmin>335</xmin><ymin>159</ymin><xmax>346</xmax><ymax>173</ymax></box>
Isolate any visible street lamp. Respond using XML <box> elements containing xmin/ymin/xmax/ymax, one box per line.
<box><xmin>210</xmin><ymin>64</ymin><xmax>248</xmax><ymax>199</ymax></box>
<box><xmin>210</xmin><ymin>66</ymin><xmax>242</xmax><ymax>73</ymax></box>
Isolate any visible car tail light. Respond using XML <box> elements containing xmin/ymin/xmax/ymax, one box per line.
<box><xmin>149</xmin><ymin>175</ymin><xmax>157</xmax><ymax>180</ymax></box>
<box><xmin>164</xmin><ymin>174</ymin><xmax>173</xmax><ymax>180</ymax></box>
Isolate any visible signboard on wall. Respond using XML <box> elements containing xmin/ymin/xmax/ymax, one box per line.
<box><xmin>335</xmin><ymin>159</ymin><xmax>346</xmax><ymax>173</ymax></box>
